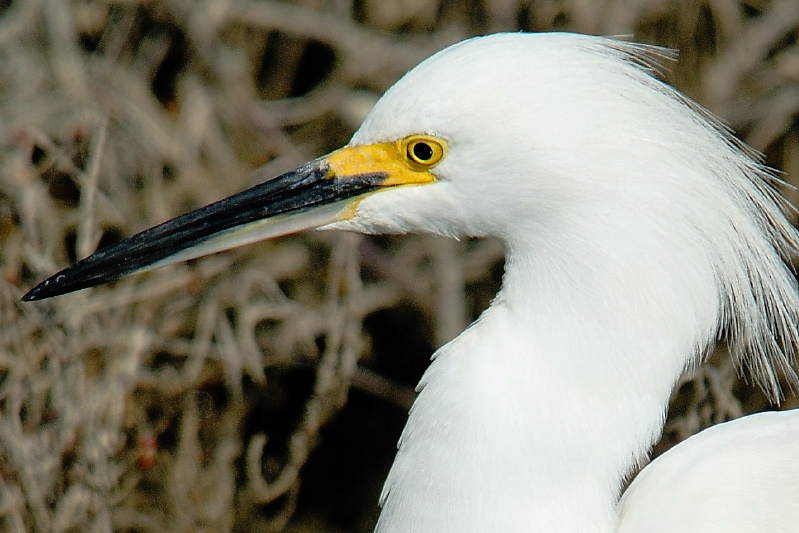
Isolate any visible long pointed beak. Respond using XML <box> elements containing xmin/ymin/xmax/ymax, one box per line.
<box><xmin>23</xmin><ymin>155</ymin><xmax>388</xmax><ymax>301</ymax></box>
<box><xmin>23</xmin><ymin>136</ymin><xmax>445</xmax><ymax>301</ymax></box>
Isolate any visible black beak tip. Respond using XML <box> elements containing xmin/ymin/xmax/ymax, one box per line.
<box><xmin>21</xmin><ymin>277</ymin><xmax>67</xmax><ymax>302</ymax></box>
<box><xmin>22</xmin><ymin>286</ymin><xmax>47</xmax><ymax>302</ymax></box>
<box><xmin>20</xmin><ymin>290</ymin><xmax>38</xmax><ymax>302</ymax></box>
<box><xmin>21</xmin><ymin>265</ymin><xmax>100</xmax><ymax>302</ymax></box>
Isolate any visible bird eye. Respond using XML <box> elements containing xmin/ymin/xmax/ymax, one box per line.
<box><xmin>402</xmin><ymin>135</ymin><xmax>446</xmax><ymax>169</ymax></box>
<box><xmin>411</xmin><ymin>142</ymin><xmax>433</xmax><ymax>162</ymax></box>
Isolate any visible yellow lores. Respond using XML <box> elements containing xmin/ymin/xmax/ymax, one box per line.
<box><xmin>327</xmin><ymin>135</ymin><xmax>447</xmax><ymax>187</ymax></box>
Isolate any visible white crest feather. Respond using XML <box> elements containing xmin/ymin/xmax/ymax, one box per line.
<box><xmin>604</xmin><ymin>37</ymin><xmax>799</xmax><ymax>400</ymax></box>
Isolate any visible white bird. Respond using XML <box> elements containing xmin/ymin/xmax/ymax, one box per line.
<box><xmin>23</xmin><ymin>32</ymin><xmax>799</xmax><ymax>532</ymax></box>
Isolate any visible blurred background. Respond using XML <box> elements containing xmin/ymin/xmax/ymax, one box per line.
<box><xmin>0</xmin><ymin>0</ymin><xmax>798</xmax><ymax>531</ymax></box>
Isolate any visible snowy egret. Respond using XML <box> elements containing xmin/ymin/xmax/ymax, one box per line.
<box><xmin>23</xmin><ymin>32</ymin><xmax>799</xmax><ymax>532</ymax></box>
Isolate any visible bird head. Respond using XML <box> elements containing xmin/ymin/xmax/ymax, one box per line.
<box><xmin>28</xmin><ymin>33</ymin><xmax>622</xmax><ymax>299</ymax></box>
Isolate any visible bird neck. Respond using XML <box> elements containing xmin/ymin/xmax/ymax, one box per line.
<box><xmin>377</xmin><ymin>228</ymin><xmax>721</xmax><ymax>532</ymax></box>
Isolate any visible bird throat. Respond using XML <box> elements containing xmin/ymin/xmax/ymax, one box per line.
<box><xmin>376</xmin><ymin>237</ymin><xmax>719</xmax><ymax>532</ymax></box>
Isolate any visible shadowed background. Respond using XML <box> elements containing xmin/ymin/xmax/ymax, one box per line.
<box><xmin>0</xmin><ymin>0</ymin><xmax>798</xmax><ymax>531</ymax></box>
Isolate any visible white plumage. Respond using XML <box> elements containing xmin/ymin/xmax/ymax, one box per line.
<box><xmin>332</xmin><ymin>33</ymin><xmax>799</xmax><ymax>532</ymax></box>
<box><xmin>24</xmin><ymin>32</ymin><xmax>799</xmax><ymax>532</ymax></box>
<box><xmin>619</xmin><ymin>411</ymin><xmax>799</xmax><ymax>532</ymax></box>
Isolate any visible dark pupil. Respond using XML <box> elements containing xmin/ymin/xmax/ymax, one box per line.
<box><xmin>411</xmin><ymin>142</ymin><xmax>434</xmax><ymax>161</ymax></box>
